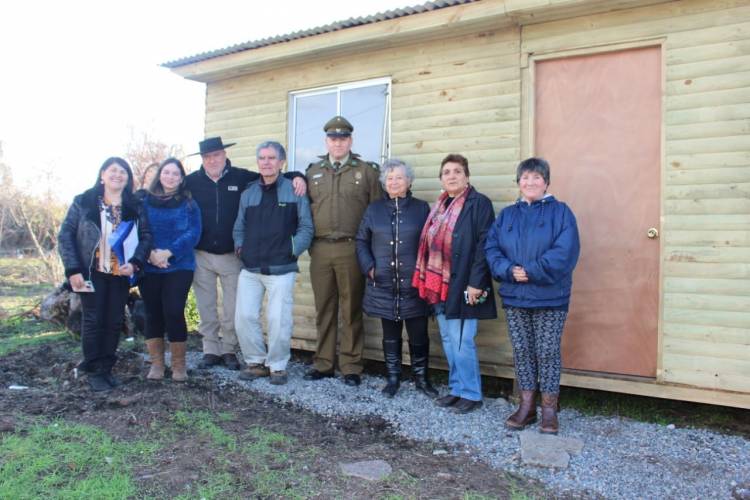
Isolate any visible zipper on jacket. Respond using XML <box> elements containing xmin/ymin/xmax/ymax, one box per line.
<box><xmin>214</xmin><ymin>182</ymin><xmax>220</xmax><ymax>225</ymax></box>
<box><xmin>86</xmin><ymin>222</ymin><xmax>102</xmax><ymax>278</ymax></box>
<box><xmin>393</xmin><ymin>197</ymin><xmax>400</xmax><ymax>320</ymax></box>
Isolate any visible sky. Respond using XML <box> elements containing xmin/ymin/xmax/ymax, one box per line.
<box><xmin>0</xmin><ymin>0</ymin><xmax>412</xmax><ymax>201</ymax></box>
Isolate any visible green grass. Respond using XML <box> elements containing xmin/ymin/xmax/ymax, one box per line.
<box><xmin>560</xmin><ymin>387</ymin><xmax>748</xmax><ymax>432</ymax></box>
<box><xmin>155</xmin><ymin>411</ymin><xmax>316</xmax><ymax>499</ymax></box>
<box><xmin>0</xmin><ymin>421</ymin><xmax>156</xmax><ymax>500</ymax></box>
<box><xmin>0</xmin><ymin>315</ymin><xmax>70</xmax><ymax>356</ymax></box>
<box><xmin>242</xmin><ymin>426</ymin><xmax>317</xmax><ymax>499</ymax></box>
<box><xmin>171</xmin><ymin>409</ymin><xmax>237</xmax><ymax>451</ymax></box>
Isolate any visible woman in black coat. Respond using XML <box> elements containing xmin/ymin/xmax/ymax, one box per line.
<box><xmin>413</xmin><ymin>154</ymin><xmax>496</xmax><ymax>414</ymax></box>
<box><xmin>356</xmin><ymin>159</ymin><xmax>437</xmax><ymax>398</ymax></box>
<box><xmin>58</xmin><ymin>157</ymin><xmax>152</xmax><ymax>392</ymax></box>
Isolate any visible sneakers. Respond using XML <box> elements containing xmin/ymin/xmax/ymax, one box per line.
<box><xmin>269</xmin><ymin>371</ymin><xmax>288</xmax><ymax>385</ymax></box>
<box><xmin>239</xmin><ymin>364</ymin><xmax>270</xmax><ymax>381</ymax></box>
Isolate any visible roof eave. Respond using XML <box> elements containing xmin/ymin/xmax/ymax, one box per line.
<box><xmin>166</xmin><ymin>0</ymin><xmax>673</xmax><ymax>83</ymax></box>
<box><xmin>168</xmin><ymin>0</ymin><xmax>511</xmax><ymax>83</ymax></box>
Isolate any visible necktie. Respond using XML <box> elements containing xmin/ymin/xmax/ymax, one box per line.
<box><xmin>333</xmin><ymin>161</ymin><xmax>341</xmax><ymax>170</ymax></box>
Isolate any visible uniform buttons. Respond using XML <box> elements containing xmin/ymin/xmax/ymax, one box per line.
<box><xmin>391</xmin><ymin>261</ymin><xmax>395</xmax><ymax>266</ymax></box>
<box><xmin>390</xmin><ymin>241</ymin><xmax>394</xmax><ymax>245</ymax></box>
<box><xmin>400</xmin><ymin>278</ymin><xmax>404</xmax><ymax>282</ymax></box>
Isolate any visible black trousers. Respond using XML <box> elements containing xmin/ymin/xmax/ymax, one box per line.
<box><xmin>380</xmin><ymin>316</ymin><xmax>429</xmax><ymax>345</ymax></box>
<box><xmin>138</xmin><ymin>270</ymin><xmax>194</xmax><ymax>342</ymax></box>
<box><xmin>78</xmin><ymin>271</ymin><xmax>130</xmax><ymax>374</ymax></box>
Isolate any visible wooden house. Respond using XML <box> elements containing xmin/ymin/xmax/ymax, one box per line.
<box><xmin>165</xmin><ymin>0</ymin><xmax>750</xmax><ymax>408</ymax></box>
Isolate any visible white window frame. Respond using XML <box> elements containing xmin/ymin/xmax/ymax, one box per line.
<box><xmin>288</xmin><ymin>77</ymin><xmax>392</xmax><ymax>171</ymax></box>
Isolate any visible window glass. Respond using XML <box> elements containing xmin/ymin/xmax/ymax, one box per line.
<box><xmin>341</xmin><ymin>83</ymin><xmax>389</xmax><ymax>166</ymax></box>
<box><xmin>289</xmin><ymin>79</ymin><xmax>390</xmax><ymax>171</ymax></box>
<box><xmin>291</xmin><ymin>91</ymin><xmax>337</xmax><ymax>172</ymax></box>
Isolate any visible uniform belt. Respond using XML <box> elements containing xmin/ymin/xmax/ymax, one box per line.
<box><xmin>315</xmin><ymin>237</ymin><xmax>354</xmax><ymax>243</ymax></box>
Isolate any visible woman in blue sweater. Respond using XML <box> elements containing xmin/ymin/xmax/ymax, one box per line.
<box><xmin>485</xmin><ymin>157</ymin><xmax>580</xmax><ymax>434</ymax></box>
<box><xmin>139</xmin><ymin>158</ymin><xmax>201</xmax><ymax>382</ymax></box>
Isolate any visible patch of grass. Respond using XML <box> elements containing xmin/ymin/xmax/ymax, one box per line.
<box><xmin>171</xmin><ymin>410</ymin><xmax>237</xmax><ymax>451</ymax></box>
<box><xmin>0</xmin><ymin>421</ymin><xmax>155</xmax><ymax>499</ymax></box>
<box><xmin>560</xmin><ymin>387</ymin><xmax>750</xmax><ymax>434</ymax></box>
<box><xmin>242</xmin><ymin>426</ymin><xmax>318</xmax><ymax>498</ymax></box>
<box><xmin>0</xmin><ymin>316</ymin><xmax>70</xmax><ymax>356</ymax></box>
<box><xmin>0</xmin><ymin>257</ymin><xmax>55</xmax><ymax>314</ymax></box>
<box><xmin>464</xmin><ymin>493</ymin><xmax>500</xmax><ymax>500</ymax></box>
<box><xmin>175</xmin><ymin>471</ymin><xmax>247</xmax><ymax>500</ymax></box>
<box><xmin>243</xmin><ymin>426</ymin><xmax>295</xmax><ymax>463</ymax></box>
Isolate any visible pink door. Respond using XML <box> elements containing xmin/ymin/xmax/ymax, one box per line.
<box><xmin>534</xmin><ymin>46</ymin><xmax>661</xmax><ymax>377</ymax></box>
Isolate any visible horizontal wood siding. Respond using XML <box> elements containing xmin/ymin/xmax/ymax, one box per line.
<box><xmin>202</xmin><ymin>27</ymin><xmax>522</xmax><ymax>370</ymax></box>
<box><xmin>522</xmin><ymin>0</ymin><xmax>750</xmax><ymax>394</ymax></box>
<box><xmin>196</xmin><ymin>0</ymin><xmax>749</xmax><ymax>404</ymax></box>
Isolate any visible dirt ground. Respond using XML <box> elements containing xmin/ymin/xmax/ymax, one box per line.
<box><xmin>0</xmin><ymin>336</ymin><xmax>559</xmax><ymax>499</ymax></box>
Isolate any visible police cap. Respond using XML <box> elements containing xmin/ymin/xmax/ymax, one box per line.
<box><xmin>324</xmin><ymin>116</ymin><xmax>353</xmax><ymax>137</ymax></box>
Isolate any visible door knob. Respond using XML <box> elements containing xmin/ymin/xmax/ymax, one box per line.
<box><xmin>647</xmin><ymin>227</ymin><xmax>659</xmax><ymax>239</ymax></box>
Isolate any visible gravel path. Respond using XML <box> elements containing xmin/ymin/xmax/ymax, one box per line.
<box><xmin>188</xmin><ymin>355</ymin><xmax>749</xmax><ymax>499</ymax></box>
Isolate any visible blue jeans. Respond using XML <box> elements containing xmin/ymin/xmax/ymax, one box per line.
<box><xmin>436</xmin><ymin>310</ymin><xmax>481</xmax><ymax>401</ymax></box>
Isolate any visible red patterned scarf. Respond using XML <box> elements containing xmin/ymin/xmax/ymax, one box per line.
<box><xmin>412</xmin><ymin>186</ymin><xmax>470</xmax><ymax>305</ymax></box>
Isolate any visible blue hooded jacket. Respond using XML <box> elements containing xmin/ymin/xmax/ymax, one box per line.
<box><xmin>485</xmin><ymin>195</ymin><xmax>580</xmax><ymax>309</ymax></box>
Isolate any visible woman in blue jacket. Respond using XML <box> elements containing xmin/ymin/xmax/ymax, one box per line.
<box><xmin>485</xmin><ymin>157</ymin><xmax>580</xmax><ymax>434</ymax></box>
<box><xmin>138</xmin><ymin>158</ymin><xmax>201</xmax><ymax>382</ymax></box>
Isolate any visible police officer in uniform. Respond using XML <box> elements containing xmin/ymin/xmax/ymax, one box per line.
<box><xmin>304</xmin><ymin>116</ymin><xmax>383</xmax><ymax>386</ymax></box>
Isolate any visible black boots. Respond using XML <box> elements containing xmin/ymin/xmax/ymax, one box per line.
<box><xmin>381</xmin><ymin>339</ymin><xmax>402</xmax><ymax>397</ymax></box>
<box><xmin>382</xmin><ymin>339</ymin><xmax>438</xmax><ymax>399</ymax></box>
<box><xmin>409</xmin><ymin>342</ymin><xmax>438</xmax><ymax>398</ymax></box>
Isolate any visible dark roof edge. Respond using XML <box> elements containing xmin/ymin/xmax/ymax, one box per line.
<box><xmin>161</xmin><ymin>0</ymin><xmax>477</xmax><ymax>69</ymax></box>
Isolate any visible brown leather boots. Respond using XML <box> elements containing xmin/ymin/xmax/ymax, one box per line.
<box><xmin>505</xmin><ymin>390</ymin><xmax>537</xmax><ymax>430</ymax></box>
<box><xmin>170</xmin><ymin>342</ymin><xmax>188</xmax><ymax>382</ymax></box>
<box><xmin>505</xmin><ymin>390</ymin><xmax>560</xmax><ymax>434</ymax></box>
<box><xmin>145</xmin><ymin>339</ymin><xmax>165</xmax><ymax>380</ymax></box>
<box><xmin>145</xmin><ymin>339</ymin><xmax>187</xmax><ymax>382</ymax></box>
<box><xmin>540</xmin><ymin>393</ymin><xmax>559</xmax><ymax>434</ymax></box>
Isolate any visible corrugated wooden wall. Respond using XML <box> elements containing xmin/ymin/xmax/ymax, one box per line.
<box><xmin>522</xmin><ymin>0</ymin><xmax>750</xmax><ymax>393</ymax></box>
<box><xmin>203</xmin><ymin>26</ymin><xmax>521</xmax><ymax>370</ymax></box>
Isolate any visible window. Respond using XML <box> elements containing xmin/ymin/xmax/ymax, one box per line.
<box><xmin>288</xmin><ymin>77</ymin><xmax>391</xmax><ymax>171</ymax></box>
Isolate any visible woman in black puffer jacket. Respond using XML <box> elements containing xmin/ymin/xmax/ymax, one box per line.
<box><xmin>356</xmin><ymin>159</ymin><xmax>437</xmax><ymax>398</ymax></box>
<box><xmin>58</xmin><ymin>157</ymin><xmax>152</xmax><ymax>392</ymax></box>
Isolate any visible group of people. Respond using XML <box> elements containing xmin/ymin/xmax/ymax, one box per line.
<box><xmin>58</xmin><ymin>114</ymin><xmax>580</xmax><ymax>434</ymax></box>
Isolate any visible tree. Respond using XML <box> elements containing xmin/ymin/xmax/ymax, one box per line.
<box><xmin>125</xmin><ymin>129</ymin><xmax>185</xmax><ymax>188</ymax></box>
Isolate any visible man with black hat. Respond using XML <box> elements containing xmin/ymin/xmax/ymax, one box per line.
<box><xmin>304</xmin><ymin>116</ymin><xmax>383</xmax><ymax>386</ymax></box>
<box><xmin>185</xmin><ymin>137</ymin><xmax>306</xmax><ymax>370</ymax></box>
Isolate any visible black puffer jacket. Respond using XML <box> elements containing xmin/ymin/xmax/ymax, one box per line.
<box><xmin>356</xmin><ymin>193</ymin><xmax>430</xmax><ymax>321</ymax></box>
<box><xmin>58</xmin><ymin>188</ymin><xmax>152</xmax><ymax>279</ymax></box>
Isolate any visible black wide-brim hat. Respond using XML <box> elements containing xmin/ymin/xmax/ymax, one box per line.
<box><xmin>190</xmin><ymin>137</ymin><xmax>236</xmax><ymax>156</ymax></box>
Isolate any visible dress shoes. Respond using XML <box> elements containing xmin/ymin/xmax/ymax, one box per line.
<box><xmin>222</xmin><ymin>353</ymin><xmax>241</xmax><ymax>371</ymax></box>
<box><xmin>197</xmin><ymin>353</ymin><xmax>223</xmax><ymax>369</ymax></box>
<box><xmin>343</xmin><ymin>374</ymin><xmax>361</xmax><ymax>386</ymax></box>
<box><xmin>452</xmin><ymin>398</ymin><xmax>483</xmax><ymax>414</ymax></box>
<box><xmin>435</xmin><ymin>394</ymin><xmax>460</xmax><ymax>407</ymax></box>
<box><xmin>303</xmin><ymin>369</ymin><xmax>334</xmax><ymax>381</ymax></box>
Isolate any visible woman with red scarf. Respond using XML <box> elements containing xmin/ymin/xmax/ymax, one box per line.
<box><xmin>413</xmin><ymin>154</ymin><xmax>496</xmax><ymax>414</ymax></box>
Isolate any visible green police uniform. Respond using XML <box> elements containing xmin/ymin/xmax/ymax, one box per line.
<box><xmin>307</xmin><ymin>150</ymin><xmax>383</xmax><ymax>376</ymax></box>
